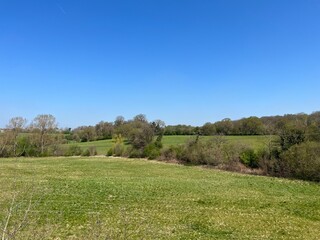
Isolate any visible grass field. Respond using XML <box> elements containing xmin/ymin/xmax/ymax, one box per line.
<box><xmin>69</xmin><ymin>135</ymin><xmax>275</xmax><ymax>155</ymax></box>
<box><xmin>0</xmin><ymin>157</ymin><xmax>319</xmax><ymax>239</ymax></box>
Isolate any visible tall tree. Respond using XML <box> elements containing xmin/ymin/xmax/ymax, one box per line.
<box><xmin>114</xmin><ymin>116</ymin><xmax>125</xmax><ymax>127</ymax></box>
<box><xmin>32</xmin><ymin>114</ymin><xmax>57</xmax><ymax>154</ymax></box>
<box><xmin>7</xmin><ymin>117</ymin><xmax>27</xmax><ymax>157</ymax></box>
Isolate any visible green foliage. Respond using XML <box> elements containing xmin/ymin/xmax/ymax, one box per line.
<box><xmin>112</xmin><ymin>143</ymin><xmax>125</xmax><ymax>157</ymax></box>
<box><xmin>143</xmin><ymin>143</ymin><xmax>161</xmax><ymax>160</ymax></box>
<box><xmin>65</xmin><ymin>145</ymin><xmax>83</xmax><ymax>156</ymax></box>
<box><xmin>106</xmin><ymin>148</ymin><xmax>113</xmax><ymax>156</ymax></box>
<box><xmin>154</xmin><ymin>134</ymin><xmax>163</xmax><ymax>148</ymax></box>
<box><xmin>81</xmin><ymin>146</ymin><xmax>97</xmax><ymax>156</ymax></box>
<box><xmin>108</xmin><ymin>134</ymin><xmax>126</xmax><ymax>156</ymax></box>
<box><xmin>237</xmin><ymin>117</ymin><xmax>265</xmax><ymax>135</ymax></box>
<box><xmin>240</xmin><ymin>149</ymin><xmax>259</xmax><ymax>168</ymax></box>
<box><xmin>280</xmin><ymin>142</ymin><xmax>320</xmax><ymax>181</ymax></box>
<box><xmin>128</xmin><ymin>126</ymin><xmax>154</xmax><ymax>149</ymax></box>
<box><xmin>177</xmin><ymin>136</ymin><xmax>242</xmax><ymax>167</ymax></box>
<box><xmin>17</xmin><ymin>135</ymin><xmax>39</xmax><ymax>157</ymax></box>
<box><xmin>160</xmin><ymin>145</ymin><xmax>184</xmax><ymax>161</ymax></box>
<box><xmin>214</xmin><ymin>118</ymin><xmax>233</xmax><ymax>135</ymax></box>
<box><xmin>128</xmin><ymin>147</ymin><xmax>144</xmax><ymax>158</ymax></box>
<box><xmin>164</xmin><ymin>124</ymin><xmax>197</xmax><ymax>135</ymax></box>
<box><xmin>200</xmin><ymin>122</ymin><xmax>216</xmax><ymax>135</ymax></box>
<box><xmin>279</xmin><ymin>127</ymin><xmax>305</xmax><ymax>151</ymax></box>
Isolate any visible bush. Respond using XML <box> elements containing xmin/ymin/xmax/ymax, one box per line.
<box><xmin>81</xmin><ymin>146</ymin><xmax>97</xmax><ymax>156</ymax></box>
<box><xmin>17</xmin><ymin>136</ymin><xmax>39</xmax><ymax>157</ymax></box>
<box><xmin>82</xmin><ymin>149</ymin><xmax>90</xmax><ymax>156</ymax></box>
<box><xmin>113</xmin><ymin>143</ymin><xmax>125</xmax><ymax>156</ymax></box>
<box><xmin>280</xmin><ymin>142</ymin><xmax>320</xmax><ymax>181</ymax></box>
<box><xmin>65</xmin><ymin>145</ymin><xmax>83</xmax><ymax>156</ymax></box>
<box><xmin>50</xmin><ymin>144</ymin><xmax>65</xmax><ymax>156</ymax></box>
<box><xmin>128</xmin><ymin>148</ymin><xmax>144</xmax><ymax>158</ymax></box>
<box><xmin>143</xmin><ymin>143</ymin><xmax>161</xmax><ymax>160</ymax></box>
<box><xmin>240</xmin><ymin>148</ymin><xmax>259</xmax><ymax>168</ymax></box>
<box><xmin>106</xmin><ymin>148</ymin><xmax>113</xmax><ymax>156</ymax></box>
<box><xmin>160</xmin><ymin>145</ymin><xmax>184</xmax><ymax>161</ymax></box>
<box><xmin>179</xmin><ymin>137</ymin><xmax>230</xmax><ymax>166</ymax></box>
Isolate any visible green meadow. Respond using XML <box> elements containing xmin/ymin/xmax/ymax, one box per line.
<box><xmin>0</xmin><ymin>157</ymin><xmax>319</xmax><ymax>239</ymax></box>
<box><xmin>68</xmin><ymin>135</ymin><xmax>274</xmax><ymax>155</ymax></box>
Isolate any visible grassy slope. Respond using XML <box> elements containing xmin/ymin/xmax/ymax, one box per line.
<box><xmin>0</xmin><ymin>157</ymin><xmax>319</xmax><ymax>239</ymax></box>
<box><xmin>69</xmin><ymin>135</ymin><xmax>273</xmax><ymax>155</ymax></box>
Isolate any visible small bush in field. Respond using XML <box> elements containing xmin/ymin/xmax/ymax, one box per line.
<box><xmin>160</xmin><ymin>145</ymin><xmax>184</xmax><ymax>161</ymax></box>
<box><xmin>81</xmin><ymin>147</ymin><xmax>97</xmax><ymax>156</ymax></box>
<box><xmin>88</xmin><ymin>146</ymin><xmax>97</xmax><ymax>156</ymax></box>
<box><xmin>106</xmin><ymin>148</ymin><xmax>113</xmax><ymax>156</ymax></box>
<box><xmin>65</xmin><ymin>145</ymin><xmax>83</xmax><ymax>156</ymax></box>
<box><xmin>143</xmin><ymin>143</ymin><xmax>161</xmax><ymax>160</ymax></box>
<box><xmin>179</xmin><ymin>137</ymin><xmax>228</xmax><ymax>166</ymax></box>
<box><xmin>240</xmin><ymin>148</ymin><xmax>259</xmax><ymax>168</ymax></box>
<box><xmin>128</xmin><ymin>148</ymin><xmax>143</xmax><ymax>158</ymax></box>
<box><xmin>113</xmin><ymin>143</ymin><xmax>125</xmax><ymax>156</ymax></box>
<box><xmin>82</xmin><ymin>149</ymin><xmax>90</xmax><ymax>156</ymax></box>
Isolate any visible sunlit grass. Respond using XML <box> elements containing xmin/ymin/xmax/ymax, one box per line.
<box><xmin>69</xmin><ymin>135</ymin><xmax>276</xmax><ymax>155</ymax></box>
<box><xmin>0</xmin><ymin>157</ymin><xmax>319</xmax><ymax>239</ymax></box>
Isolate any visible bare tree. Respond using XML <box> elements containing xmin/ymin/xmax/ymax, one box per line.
<box><xmin>0</xmin><ymin>132</ymin><xmax>10</xmax><ymax>157</ymax></box>
<box><xmin>6</xmin><ymin>117</ymin><xmax>27</xmax><ymax>157</ymax></box>
<box><xmin>32</xmin><ymin>114</ymin><xmax>58</xmax><ymax>154</ymax></box>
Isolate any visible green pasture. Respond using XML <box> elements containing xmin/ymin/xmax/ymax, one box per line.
<box><xmin>0</xmin><ymin>157</ymin><xmax>319</xmax><ymax>239</ymax></box>
<box><xmin>70</xmin><ymin>139</ymin><xmax>114</xmax><ymax>155</ymax></box>
<box><xmin>68</xmin><ymin>135</ymin><xmax>276</xmax><ymax>155</ymax></box>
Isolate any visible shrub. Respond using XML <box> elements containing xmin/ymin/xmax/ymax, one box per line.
<box><xmin>143</xmin><ymin>143</ymin><xmax>161</xmax><ymax>160</ymax></box>
<box><xmin>280</xmin><ymin>142</ymin><xmax>320</xmax><ymax>181</ymax></box>
<box><xmin>128</xmin><ymin>148</ymin><xmax>143</xmax><ymax>158</ymax></box>
<box><xmin>82</xmin><ymin>149</ymin><xmax>90</xmax><ymax>156</ymax></box>
<box><xmin>160</xmin><ymin>145</ymin><xmax>184</xmax><ymax>161</ymax></box>
<box><xmin>240</xmin><ymin>148</ymin><xmax>259</xmax><ymax>168</ymax></box>
<box><xmin>88</xmin><ymin>146</ymin><xmax>97</xmax><ymax>156</ymax></box>
<box><xmin>106</xmin><ymin>148</ymin><xmax>113</xmax><ymax>156</ymax></box>
<box><xmin>65</xmin><ymin>145</ymin><xmax>83</xmax><ymax>156</ymax></box>
<box><xmin>113</xmin><ymin>143</ymin><xmax>125</xmax><ymax>156</ymax></box>
<box><xmin>81</xmin><ymin>147</ymin><xmax>97</xmax><ymax>156</ymax></box>
<box><xmin>50</xmin><ymin>144</ymin><xmax>65</xmax><ymax>156</ymax></box>
<box><xmin>180</xmin><ymin>137</ymin><xmax>237</xmax><ymax>166</ymax></box>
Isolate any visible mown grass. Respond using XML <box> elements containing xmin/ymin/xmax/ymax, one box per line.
<box><xmin>69</xmin><ymin>135</ymin><xmax>275</xmax><ymax>155</ymax></box>
<box><xmin>0</xmin><ymin>157</ymin><xmax>319</xmax><ymax>239</ymax></box>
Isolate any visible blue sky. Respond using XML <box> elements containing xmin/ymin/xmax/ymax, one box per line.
<box><xmin>1</xmin><ymin>0</ymin><xmax>320</xmax><ymax>128</ymax></box>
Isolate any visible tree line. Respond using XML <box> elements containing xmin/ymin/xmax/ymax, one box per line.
<box><xmin>0</xmin><ymin>114</ymin><xmax>165</xmax><ymax>158</ymax></box>
<box><xmin>1</xmin><ymin>112</ymin><xmax>320</xmax><ymax>181</ymax></box>
<box><xmin>162</xmin><ymin>112</ymin><xmax>320</xmax><ymax>182</ymax></box>
<box><xmin>51</xmin><ymin>112</ymin><xmax>320</xmax><ymax>143</ymax></box>
<box><xmin>165</xmin><ymin>112</ymin><xmax>320</xmax><ymax>138</ymax></box>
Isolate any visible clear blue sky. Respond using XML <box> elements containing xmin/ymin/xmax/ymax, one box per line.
<box><xmin>1</xmin><ymin>0</ymin><xmax>320</xmax><ymax>128</ymax></box>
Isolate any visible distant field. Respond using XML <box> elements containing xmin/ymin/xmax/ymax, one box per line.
<box><xmin>162</xmin><ymin>135</ymin><xmax>274</xmax><ymax>149</ymax></box>
<box><xmin>0</xmin><ymin>157</ymin><xmax>319</xmax><ymax>239</ymax></box>
<box><xmin>68</xmin><ymin>135</ymin><xmax>276</xmax><ymax>155</ymax></box>
<box><xmin>68</xmin><ymin>139</ymin><xmax>114</xmax><ymax>155</ymax></box>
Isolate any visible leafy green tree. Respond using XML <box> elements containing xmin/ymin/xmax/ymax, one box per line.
<box><xmin>126</xmin><ymin>115</ymin><xmax>155</xmax><ymax>150</ymax></box>
<box><xmin>238</xmin><ymin>117</ymin><xmax>264</xmax><ymax>135</ymax></box>
<box><xmin>306</xmin><ymin>111</ymin><xmax>320</xmax><ymax>141</ymax></box>
<box><xmin>201</xmin><ymin>122</ymin><xmax>216</xmax><ymax>135</ymax></box>
<box><xmin>214</xmin><ymin>118</ymin><xmax>233</xmax><ymax>135</ymax></box>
